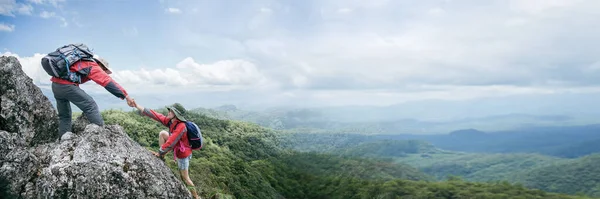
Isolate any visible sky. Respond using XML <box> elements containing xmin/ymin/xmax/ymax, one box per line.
<box><xmin>2</xmin><ymin>0</ymin><xmax>600</xmax><ymax>114</ymax></box>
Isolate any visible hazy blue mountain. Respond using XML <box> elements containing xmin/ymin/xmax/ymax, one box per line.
<box><xmin>372</xmin><ymin>124</ymin><xmax>600</xmax><ymax>158</ymax></box>
<box><xmin>278</xmin><ymin>123</ymin><xmax>600</xmax><ymax>159</ymax></box>
<box><xmin>190</xmin><ymin>103</ymin><xmax>599</xmax><ymax>134</ymax></box>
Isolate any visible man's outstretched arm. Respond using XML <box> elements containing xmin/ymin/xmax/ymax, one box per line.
<box><xmin>86</xmin><ymin>62</ymin><xmax>130</xmax><ymax>100</ymax></box>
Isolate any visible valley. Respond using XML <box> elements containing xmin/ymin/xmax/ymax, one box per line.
<box><xmin>279</xmin><ymin>132</ymin><xmax>600</xmax><ymax>197</ymax></box>
<box><xmin>191</xmin><ymin>105</ymin><xmax>600</xmax><ymax>198</ymax></box>
<box><xmin>98</xmin><ymin>105</ymin><xmax>600</xmax><ymax>198</ymax></box>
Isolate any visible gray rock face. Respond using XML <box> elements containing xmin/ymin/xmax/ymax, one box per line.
<box><xmin>0</xmin><ymin>55</ymin><xmax>59</xmax><ymax>146</ymax></box>
<box><xmin>28</xmin><ymin>124</ymin><xmax>191</xmax><ymax>198</ymax></box>
<box><xmin>0</xmin><ymin>56</ymin><xmax>193</xmax><ymax>198</ymax></box>
<box><xmin>72</xmin><ymin>113</ymin><xmax>91</xmax><ymax>135</ymax></box>
<box><xmin>0</xmin><ymin>130</ymin><xmax>39</xmax><ymax>198</ymax></box>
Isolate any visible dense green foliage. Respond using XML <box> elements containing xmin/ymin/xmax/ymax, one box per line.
<box><xmin>260</xmin><ymin>166</ymin><xmax>590</xmax><ymax>199</ymax></box>
<box><xmin>102</xmin><ymin>108</ymin><xmax>283</xmax><ymax>198</ymax></box>
<box><xmin>320</xmin><ymin>139</ymin><xmax>564</xmax><ymax>183</ymax></box>
<box><xmin>518</xmin><ymin>154</ymin><xmax>600</xmax><ymax>197</ymax></box>
<box><xmin>100</xmin><ymin>106</ymin><xmax>595</xmax><ymax>199</ymax></box>
<box><xmin>415</xmin><ymin>153</ymin><xmax>562</xmax><ymax>182</ymax></box>
<box><xmin>278</xmin><ymin>132</ymin><xmax>374</xmax><ymax>152</ymax></box>
<box><xmin>332</xmin><ymin>140</ymin><xmax>439</xmax><ymax>158</ymax></box>
<box><xmin>269</xmin><ymin>152</ymin><xmax>432</xmax><ymax>182</ymax></box>
<box><xmin>280</xmin><ymin>133</ymin><xmax>600</xmax><ymax>197</ymax></box>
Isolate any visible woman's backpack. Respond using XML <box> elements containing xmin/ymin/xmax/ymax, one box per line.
<box><xmin>183</xmin><ymin>121</ymin><xmax>204</xmax><ymax>150</ymax></box>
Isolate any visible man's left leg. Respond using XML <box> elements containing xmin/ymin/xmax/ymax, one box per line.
<box><xmin>52</xmin><ymin>83</ymin><xmax>73</xmax><ymax>137</ymax></box>
<box><xmin>67</xmin><ymin>86</ymin><xmax>104</xmax><ymax>127</ymax></box>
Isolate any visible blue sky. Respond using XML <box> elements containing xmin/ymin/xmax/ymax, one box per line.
<box><xmin>2</xmin><ymin>0</ymin><xmax>600</xmax><ymax>116</ymax></box>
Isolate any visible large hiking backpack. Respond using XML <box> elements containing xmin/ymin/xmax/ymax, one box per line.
<box><xmin>41</xmin><ymin>43</ymin><xmax>95</xmax><ymax>83</ymax></box>
<box><xmin>183</xmin><ymin>121</ymin><xmax>204</xmax><ymax>150</ymax></box>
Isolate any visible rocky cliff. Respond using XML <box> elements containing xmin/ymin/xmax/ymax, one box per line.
<box><xmin>0</xmin><ymin>56</ymin><xmax>193</xmax><ymax>198</ymax></box>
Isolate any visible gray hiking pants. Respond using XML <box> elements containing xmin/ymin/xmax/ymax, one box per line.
<box><xmin>52</xmin><ymin>82</ymin><xmax>104</xmax><ymax>136</ymax></box>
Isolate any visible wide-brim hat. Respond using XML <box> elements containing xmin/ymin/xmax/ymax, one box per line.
<box><xmin>167</xmin><ymin>106</ymin><xmax>187</xmax><ymax>121</ymax></box>
<box><xmin>93</xmin><ymin>54</ymin><xmax>112</xmax><ymax>74</ymax></box>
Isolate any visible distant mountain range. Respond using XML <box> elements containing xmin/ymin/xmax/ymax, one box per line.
<box><xmin>191</xmin><ymin>104</ymin><xmax>600</xmax><ymax>134</ymax></box>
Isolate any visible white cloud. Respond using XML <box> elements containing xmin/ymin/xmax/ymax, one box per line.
<box><xmin>112</xmin><ymin>57</ymin><xmax>270</xmax><ymax>92</ymax></box>
<box><xmin>249</xmin><ymin>7</ymin><xmax>273</xmax><ymax>30</ymax></box>
<box><xmin>260</xmin><ymin>7</ymin><xmax>271</xmax><ymax>13</ymax></box>
<box><xmin>1</xmin><ymin>52</ymin><xmax>50</xmax><ymax>86</ymax></box>
<box><xmin>509</xmin><ymin>0</ymin><xmax>580</xmax><ymax>15</ymax></box>
<box><xmin>38</xmin><ymin>11</ymin><xmax>68</xmax><ymax>27</ymax></box>
<box><xmin>17</xmin><ymin>4</ymin><xmax>33</xmax><ymax>15</ymax></box>
<box><xmin>27</xmin><ymin>0</ymin><xmax>43</xmax><ymax>4</ymax></box>
<box><xmin>27</xmin><ymin>0</ymin><xmax>64</xmax><ymax>7</ymax></box>
<box><xmin>58</xmin><ymin>16</ymin><xmax>67</xmax><ymax>27</ymax></box>
<box><xmin>0</xmin><ymin>23</ymin><xmax>15</xmax><ymax>32</ymax></box>
<box><xmin>199</xmin><ymin>0</ymin><xmax>600</xmax><ymax>106</ymax></box>
<box><xmin>165</xmin><ymin>7</ymin><xmax>181</xmax><ymax>14</ymax></box>
<box><xmin>0</xmin><ymin>52</ymin><xmax>271</xmax><ymax>96</ymax></box>
<box><xmin>250</xmin><ymin>1</ymin><xmax>598</xmax><ymax>83</ymax></box>
<box><xmin>337</xmin><ymin>8</ymin><xmax>352</xmax><ymax>14</ymax></box>
<box><xmin>0</xmin><ymin>0</ymin><xmax>17</xmax><ymax>16</ymax></box>
<box><xmin>1</xmin><ymin>0</ymin><xmax>42</xmax><ymax>16</ymax></box>
<box><xmin>40</xmin><ymin>10</ymin><xmax>55</xmax><ymax>18</ymax></box>
<box><xmin>49</xmin><ymin>0</ymin><xmax>65</xmax><ymax>7</ymax></box>
<box><xmin>427</xmin><ymin>7</ymin><xmax>444</xmax><ymax>16</ymax></box>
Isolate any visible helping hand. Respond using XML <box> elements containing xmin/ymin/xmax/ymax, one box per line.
<box><xmin>126</xmin><ymin>96</ymin><xmax>136</xmax><ymax>107</ymax></box>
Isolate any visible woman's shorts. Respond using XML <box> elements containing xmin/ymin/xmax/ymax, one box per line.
<box><xmin>177</xmin><ymin>154</ymin><xmax>192</xmax><ymax>170</ymax></box>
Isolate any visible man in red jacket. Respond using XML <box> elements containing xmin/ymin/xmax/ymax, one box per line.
<box><xmin>42</xmin><ymin>55</ymin><xmax>135</xmax><ymax>140</ymax></box>
<box><xmin>134</xmin><ymin>102</ymin><xmax>200</xmax><ymax>199</ymax></box>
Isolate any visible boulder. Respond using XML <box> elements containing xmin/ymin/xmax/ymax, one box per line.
<box><xmin>0</xmin><ymin>55</ymin><xmax>193</xmax><ymax>198</ymax></box>
<box><xmin>0</xmin><ymin>55</ymin><xmax>59</xmax><ymax>146</ymax></box>
<box><xmin>26</xmin><ymin>124</ymin><xmax>192</xmax><ymax>198</ymax></box>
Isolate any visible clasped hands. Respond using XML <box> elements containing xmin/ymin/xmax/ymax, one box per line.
<box><xmin>126</xmin><ymin>95</ymin><xmax>137</xmax><ymax>108</ymax></box>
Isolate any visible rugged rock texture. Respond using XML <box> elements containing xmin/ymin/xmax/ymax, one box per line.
<box><xmin>0</xmin><ymin>55</ymin><xmax>193</xmax><ymax>198</ymax></box>
<box><xmin>0</xmin><ymin>130</ymin><xmax>39</xmax><ymax>198</ymax></box>
<box><xmin>28</xmin><ymin>124</ymin><xmax>192</xmax><ymax>198</ymax></box>
<box><xmin>0</xmin><ymin>55</ymin><xmax>59</xmax><ymax>146</ymax></box>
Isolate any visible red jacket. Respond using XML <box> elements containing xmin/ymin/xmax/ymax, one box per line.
<box><xmin>140</xmin><ymin>108</ymin><xmax>192</xmax><ymax>159</ymax></box>
<box><xmin>51</xmin><ymin>60</ymin><xmax>128</xmax><ymax>99</ymax></box>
